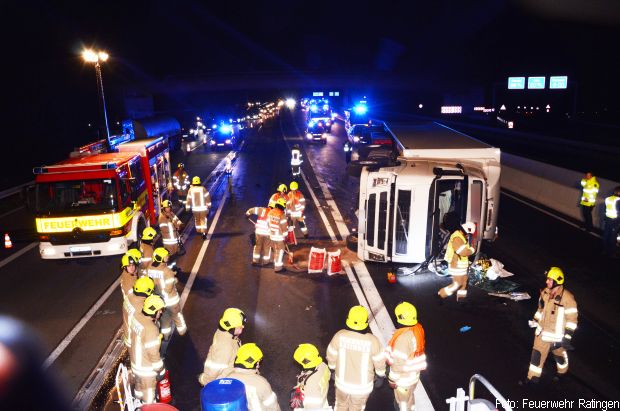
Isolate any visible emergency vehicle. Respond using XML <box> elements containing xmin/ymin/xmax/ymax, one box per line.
<box><xmin>34</xmin><ymin>137</ymin><xmax>172</xmax><ymax>259</ymax></box>
<box><xmin>356</xmin><ymin>121</ymin><xmax>501</xmax><ymax>263</ymax></box>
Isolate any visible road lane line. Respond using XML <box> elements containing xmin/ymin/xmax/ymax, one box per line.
<box><xmin>300</xmin><ymin>171</ymin><xmax>338</xmax><ymax>242</ymax></box>
<box><xmin>43</xmin><ymin>278</ymin><xmax>120</xmax><ymax>369</ymax></box>
<box><xmin>0</xmin><ymin>242</ymin><xmax>37</xmax><ymax>269</ymax></box>
<box><xmin>0</xmin><ymin>205</ymin><xmax>25</xmax><ymax>219</ymax></box>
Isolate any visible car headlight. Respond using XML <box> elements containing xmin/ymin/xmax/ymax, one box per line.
<box><xmin>306</xmin><ymin>133</ymin><xmax>313</xmax><ymax>139</ymax></box>
<box><xmin>353</xmin><ymin>136</ymin><xmax>359</xmax><ymax>142</ymax></box>
<box><xmin>225</xmin><ymin>139</ymin><xmax>231</xmax><ymax>144</ymax></box>
<box><xmin>210</xmin><ymin>140</ymin><xmax>216</xmax><ymax>145</ymax></box>
<box><xmin>42</xmin><ymin>247</ymin><xmax>56</xmax><ymax>256</ymax></box>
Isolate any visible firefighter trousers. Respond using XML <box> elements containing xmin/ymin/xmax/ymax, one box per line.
<box><xmin>393</xmin><ymin>384</ymin><xmax>417</xmax><ymax>411</ymax></box>
<box><xmin>335</xmin><ymin>388</ymin><xmax>369</xmax><ymax>411</ymax></box>
<box><xmin>193</xmin><ymin>210</ymin><xmax>208</xmax><ymax>234</ymax></box>
<box><xmin>253</xmin><ymin>234</ymin><xmax>271</xmax><ymax>265</ymax></box>
<box><xmin>133</xmin><ymin>374</ymin><xmax>157</xmax><ymax>404</ymax></box>
<box><xmin>289</xmin><ymin>215</ymin><xmax>308</xmax><ymax>236</ymax></box>
<box><xmin>270</xmin><ymin>240</ymin><xmax>286</xmax><ymax>272</ymax></box>
<box><xmin>438</xmin><ymin>274</ymin><xmax>468</xmax><ymax>300</ymax></box>
<box><xmin>161</xmin><ymin>302</ymin><xmax>187</xmax><ymax>338</ymax></box>
<box><xmin>527</xmin><ymin>334</ymin><xmax>568</xmax><ymax>380</ymax></box>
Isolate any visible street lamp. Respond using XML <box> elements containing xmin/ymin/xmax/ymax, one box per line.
<box><xmin>82</xmin><ymin>48</ymin><xmax>110</xmax><ymax>140</ymax></box>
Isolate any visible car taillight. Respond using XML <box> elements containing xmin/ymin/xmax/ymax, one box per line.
<box><xmin>39</xmin><ymin>235</ymin><xmax>49</xmax><ymax>241</ymax></box>
<box><xmin>110</xmin><ymin>229</ymin><xmax>124</xmax><ymax>237</ymax></box>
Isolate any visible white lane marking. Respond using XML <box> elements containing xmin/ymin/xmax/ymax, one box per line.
<box><xmin>300</xmin><ymin>171</ymin><xmax>338</xmax><ymax>242</ymax></box>
<box><xmin>502</xmin><ymin>190</ymin><xmax>602</xmax><ymax>239</ymax></box>
<box><xmin>180</xmin><ymin>183</ymin><xmax>228</xmax><ymax>308</ymax></box>
<box><xmin>43</xmin><ymin>278</ymin><xmax>119</xmax><ymax>369</ymax></box>
<box><xmin>288</xmin><ymin>132</ymin><xmax>435</xmax><ymax>410</ymax></box>
<box><xmin>0</xmin><ymin>205</ymin><xmax>25</xmax><ymax>219</ymax></box>
<box><xmin>0</xmin><ymin>242</ymin><xmax>37</xmax><ymax>270</ymax></box>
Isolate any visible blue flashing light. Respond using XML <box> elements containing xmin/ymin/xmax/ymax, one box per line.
<box><xmin>308</xmin><ymin>120</ymin><xmax>316</xmax><ymax>127</ymax></box>
<box><xmin>219</xmin><ymin>125</ymin><xmax>233</xmax><ymax>134</ymax></box>
<box><xmin>310</xmin><ymin>104</ymin><xmax>318</xmax><ymax>112</ymax></box>
<box><xmin>212</xmin><ymin>124</ymin><xmax>218</xmax><ymax>129</ymax></box>
<box><xmin>323</xmin><ymin>104</ymin><xmax>329</xmax><ymax>110</ymax></box>
<box><xmin>354</xmin><ymin>105</ymin><xmax>368</xmax><ymax>115</ymax></box>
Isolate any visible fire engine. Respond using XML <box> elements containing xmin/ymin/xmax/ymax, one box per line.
<box><xmin>33</xmin><ymin>137</ymin><xmax>172</xmax><ymax>259</ymax></box>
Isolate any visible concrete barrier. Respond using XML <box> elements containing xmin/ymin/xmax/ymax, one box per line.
<box><xmin>501</xmin><ymin>153</ymin><xmax>619</xmax><ymax>230</ymax></box>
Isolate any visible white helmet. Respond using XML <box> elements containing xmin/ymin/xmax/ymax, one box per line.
<box><xmin>462</xmin><ymin>222</ymin><xmax>476</xmax><ymax>234</ymax></box>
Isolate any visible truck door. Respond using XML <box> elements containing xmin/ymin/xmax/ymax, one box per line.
<box><xmin>427</xmin><ymin>176</ymin><xmax>468</xmax><ymax>258</ymax></box>
<box><xmin>363</xmin><ymin>173</ymin><xmax>394</xmax><ymax>261</ymax></box>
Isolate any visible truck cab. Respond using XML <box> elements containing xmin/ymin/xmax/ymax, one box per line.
<box><xmin>357</xmin><ymin>122</ymin><xmax>500</xmax><ymax>263</ymax></box>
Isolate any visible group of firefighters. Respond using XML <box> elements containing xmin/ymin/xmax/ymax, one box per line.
<box><xmin>196</xmin><ymin>302</ymin><xmax>426</xmax><ymax>411</ymax></box>
<box><xmin>580</xmin><ymin>172</ymin><xmax>620</xmax><ymax>257</ymax></box>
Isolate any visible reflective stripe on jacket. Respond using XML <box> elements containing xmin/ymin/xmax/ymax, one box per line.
<box><xmin>443</xmin><ymin>230</ymin><xmax>475</xmax><ymax>276</ymax></box>
<box><xmin>533</xmin><ymin>286</ymin><xmax>578</xmax><ymax>343</ymax></box>
<box><xmin>246</xmin><ymin>207</ymin><xmax>271</xmax><ymax>236</ymax></box>
<box><xmin>580</xmin><ymin>177</ymin><xmax>599</xmax><ymax>206</ymax></box>
<box><xmin>267</xmin><ymin>208</ymin><xmax>288</xmax><ymax>241</ymax></box>
<box><xmin>385</xmin><ymin>325</ymin><xmax>427</xmax><ymax>387</ymax></box>
<box><xmin>186</xmin><ymin>185</ymin><xmax>212</xmax><ymax>212</ymax></box>
<box><xmin>605</xmin><ymin>195</ymin><xmax>619</xmax><ymax>219</ymax></box>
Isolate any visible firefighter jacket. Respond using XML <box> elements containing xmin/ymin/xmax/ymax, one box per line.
<box><xmin>385</xmin><ymin>325</ymin><xmax>427</xmax><ymax>387</ymax></box>
<box><xmin>296</xmin><ymin>362</ymin><xmax>331</xmax><ymax>409</ymax></box>
<box><xmin>222</xmin><ymin>368</ymin><xmax>281</xmax><ymax>411</ymax></box>
<box><xmin>140</xmin><ymin>242</ymin><xmax>154</xmax><ymax>269</ymax></box>
<box><xmin>443</xmin><ymin>230</ymin><xmax>475</xmax><ymax>276</ymax></box>
<box><xmin>120</xmin><ymin>268</ymin><xmax>136</xmax><ymax>300</ymax></box>
<box><xmin>123</xmin><ymin>291</ymin><xmax>148</xmax><ymax>347</ymax></box>
<box><xmin>267</xmin><ymin>208</ymin><xmax>288</xmax><ymax>242</ymax></box>
<box><xmin>287</xmin><ymin>191</ymin><xmax>306</xmax><ymax>218</ymax></box>
<box><xmin>147</xmin><ymin>263</ymin><xmax>180</xmax><ymax>308</ymax></box>
<box><xmin>130</xmin><ymin>312</ymin><xmax>164</xmax><ymax>379</ymax></box>
<box><xmin>159</xmin><ymin>211</ymin><xmax>181</xmax><ymax>246</ymax></box>
<box><xmin>186</xmin><ymin>185</ymin><xmax>212</xmax><ymax>212</ymax></box>
<box><xmin>200</xmin><ymin>329</ymin><xmax>241</xmax><ymax>385</ymax></box>
<box><xmin>580</xmin><ymin>177</ymin><xmax>599</xmax><ymax>207</ymax></box>
<box><xmin>291</xmin><ymin>148</ymin><xmax>303</xmax><ymax>166</ymax></box>
<box><xmin>533</xmin><ymin>286</ymin><xmax>578</xmax><ymax>343</ymax></box>
<box><xmin>327</xmin><ymin>329</ymin><xmax>386</xmax><ymax>396</ymax></box>
<box><xmin>605</xmin><ymin>195</ymin><xmax>619</xmax><ymax>219</ymax></box>
<box><xmin>173</xmin><ymin>169</ymin><xmax>189</xmax><ymax>191</ymax></box>
<box><xmin>269</xmin><ymin>192</ymin><xmax>288</xmax><ymax>205</ymax></box>
<box><xmin>246</xmin><ymin>207</ymin><xmax>271</xmax><ymax>236</ymax></box>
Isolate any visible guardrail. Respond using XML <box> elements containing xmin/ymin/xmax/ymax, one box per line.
<box><xmin>0</xmin><ymin>181</ymin><xmax>33</xmax><ymax>200</ymax></box>
<box><xmin>501</xmin><ymin>153</ymin><xmax>619</xmax><ymax>230</ymax></box>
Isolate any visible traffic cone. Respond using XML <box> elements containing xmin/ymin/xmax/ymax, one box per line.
<box><xmin>387</xmin><ymin>272</ymin><xmax>397</xmax><ymax>284</ymax></box>
<box><xmin>4</xmin><ymin>233</ymin><xmax>12</xmax><ymax>249</ymax></box>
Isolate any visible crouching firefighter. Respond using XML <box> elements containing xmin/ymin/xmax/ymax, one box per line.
<box><xmin>246</xmin><ymin>204</ymin><xmax>272</xmax><ymax>266</ymax></box>
<box><xmin>438</xmin><ymin>216</ymin><xmax>476</xmax><ymax>301</ymax></box>
<box><xmin>148</xmin><ymin>247</ymin><xmax>187</xmax><ymax>339</ymax></box>
<box><xmin>186</xmin><ymin>176</ymin><xmax>212</xmax><ymax>240</ymax></box>
<box><xmin>131</xmin><ymin>295</ymin><xmax>166</xmax><ymax>404</ymax></box>
<box><xmin>268</xmin><ymin>198</ymin><xmax>289</xmax><ymax>273</ymax></box>
<box><xmin>526</xmin><ymin>267</ymin><xmax>578</xmax><ymax>383</ymax></box>
<box><xmin>386</xmin><ymin>302</ymin><xmax>427</xmax><ymax>411</ymax></box>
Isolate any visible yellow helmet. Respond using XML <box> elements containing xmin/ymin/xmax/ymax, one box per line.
<box><xmin>121</xmin><ymin>253</ymin><xmax>139</xmax><ymax>268</ymax></box>
<box><xmin>142</xmin><ymin>295</ymin><xmax>165</xmax><ymax>316</ymax></box>
<box><xmin>290</xmin><ymin>181</ymin><xmax>299</xmax><ymax>191</ymax></box>
<box><xmin>235</xmin><ymin>343</ymin><xmax>263</xmax><ymax>369</ymax></box>
<box><xmin>346</xmin><ymin>305</ymin><xmax>369</xmax><ymax>331</ymax></box>
<box><xmin>161</xmin><ymin>199</ymin><xmax>172</xmax><ymax>209</ymax></box>
<box><xmin>142</xmin><ymin>227</ymin><xmax>157</xmax><ymax>241</ymax></box>
<box><xmin>394</xmin><ymin>302</ymin><xmax>418</xmax><ymax>326</ymax></box>
<box><xmin>219</xmin><ymin>308</ymin><xmax>246</xmax><ymax>331</ymax></box>
<box><xmin>192</xmin><ymin>176</ymin><xmax>201</xmax><ymax>185</ymax></box>
<box><xmin>127</xmin><ymin>248</ymin><xmax>142</xmax><ymax>261</ymax></box>
<box><xmin>177</xmin><ymin>162</ymin><xmax>184</xmax><ymax>169</ymax></box>
<box><xmin>153</xmin><ymin>247</ymin><xmax>169</xmax><ymax>263</ymax></box>
<box><xmin>546</xmin><ymin>266</ymin><xmax>565</xmax><ymax>285</ymax></box>
<box><xmin>276</xmin><ymin>197</ymin><xmax>287</xmax><ymax>209</ymax></box>
<box><xmin>133</xmin><ymin>276</ymin><xmax>155</xmax><ymax>296</ymax></box>
<box><xmin>277</xmin><ymin>184</ymin><xmax>288</xmax><ymax>193</ymax></box>
<box><xmin>293</xmin><ymin>343</ymin><xmax>322</xmax><ymax>369</ymax></box>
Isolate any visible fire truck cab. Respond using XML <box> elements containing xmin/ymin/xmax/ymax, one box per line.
<box><xmin>34</xmin><ymin>137</ymin><xmax>171</xmax><ymax>259</ymax></box>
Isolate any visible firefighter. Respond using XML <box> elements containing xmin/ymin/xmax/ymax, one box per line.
<box><xmin>173</xmin><ymin>163</ymin><xmax>190</xmax><ymax>205</ymax></box>
<box><xmin>185</xmin><ymin>176</ymin><xmax>212</xmax><ymax>240</ymax></box>
<box><xmin>438</xmin><ymin>216</ymin><xmax>476</xmax><ymax>302</ymax></box>
<box><xmin>120</xmin><ymin>250</ymin><xmax>141</xmax><ymax>347</ymax></box>
<box><xmin>526</xmin><ymin>267</ymin><xmax>578</xmax><ymax>383</ymax></box>
<box><xmin>291</xmin><ymin>343</ymin><xmax>331</xmax><ymax>410</ymax></box>
<box><xmin>159</xmin><ymin>200</ymin><xmax>182</xmax><ymax>256</ymax></box>
<box><xmin>125</xmin><ymin>276</ymin><xmax>155</xmax><ymax>354</ymax></box>
<box><xmin>246</xmin><ymin>205</ymin><xmax>272</xmax><ymax>266</ymax></box>
<box><xmin>147</xmin><ymin>247</ymin><xmax>187</xmax><ymax>339</ymax></box>
<box><xmin>221</xmin><ymin>343</ymin><xmax>281</xmax><ymax>411</ymax></box>
<box><xmin>268</xmin><ymin>198</ymin><xmax>289</xmax><ymax>273</ymax></box>
<box><xmin>327</xmin><ymin>305</ymin><xmax>386</xmax><ymax>411</ymax></box>
<box><xmin>603</xmin><ymin>186</ymin><xmax>620</xmax><ymax>257</ymax></box>
<box><xmin>140</xmin><ymin>227</ymin><xmax>157</xmax><ymax>271</ymax></box>
<box><xmin>386</xmin><ymin>302</ymin><xmax>427</xmax><ymax>411</ymax></box>
<box><xmin>343</xmin><ymin>141</ymin><xmax>352</xmax><ymax>164</ymax></box>
<box><xmin>287</xmin><ymin>181</ymin><xmax>308</xmax><ymax>238</ymax></box>
<box><xmin>130</xmin><ymin>295</ymin><xmax>166</xmax><ymax>404</ymax></box>
<box><xmin>198</xmin><ymin>307</ymin><xmax>246</xmax><ymax>386</ymax></box>
<box><xmin>580</xmin><ymin>172</ymin><xmax>599</xmax><ymax>232</ymax></box>
<box><xmin>269</xmin><ymin>184</ymin><xmax>289</xmax><ymax>205</ymax></box>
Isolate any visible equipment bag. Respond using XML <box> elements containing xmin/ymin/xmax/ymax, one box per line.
<box><xmin>286</xmin><ymin>226</ymin><xmax>297</xmax><ymax>245</ymax></box>
<box><xmin>326</xmin><ymin>249</ymin><xmax>342</xmax><ymax>276</ymax></box>
<box><xmin>308</xmin><ymin>247</ymin><xmax>326</xmax><ymax>273</ymax></box>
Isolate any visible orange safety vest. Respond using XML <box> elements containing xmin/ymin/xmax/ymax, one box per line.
<box><xmin>256</xmin><ymin>208</ymin><xmax>270</xmax><ymax>236</ymax></box>
<box><xmin>387</xmin><ymin>324</ymin><xmax>425</xmax><ymax>359</ymax></box>
<box><xmin>268</xmin><ymin>208</ymin><xmax>287</xmax><ymax>241</ymax></box>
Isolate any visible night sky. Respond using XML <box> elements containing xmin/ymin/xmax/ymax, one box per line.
<box><xmin>2</xmin><ymin>0</ymin><xmax>619</xmax><ymax>188</ymax></box>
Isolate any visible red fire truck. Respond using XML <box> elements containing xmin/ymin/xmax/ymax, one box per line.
<box><xmin>34</xmin><ymin>137</ymin><xmax>172</xmax><ymax>259</ymax></box>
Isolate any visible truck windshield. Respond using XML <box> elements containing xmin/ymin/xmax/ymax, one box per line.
<box><xmin>36</xmin><ymin>179</ymin><xmax>118</xmax><ymax>215</ymax></box>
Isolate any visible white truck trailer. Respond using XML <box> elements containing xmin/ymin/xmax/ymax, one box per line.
<box><xmin>357</xmin><ymin>121</ymin><xmax>501</xmax><ymax>263</ymax></box>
